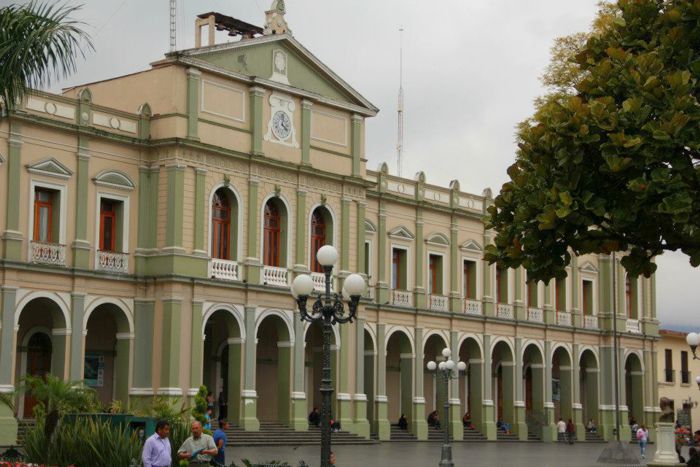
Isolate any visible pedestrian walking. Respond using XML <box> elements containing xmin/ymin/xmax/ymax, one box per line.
<box><xmin>178</xmin><ymin>420</ymin><xmax>218</xmax><ymax>466</ymax></box>
<box><xmin>636</xmin><ymin>424</ymin><xmax>649</xmax><ymax>459</ymax></box>
<box><xmin>557</xmin><ymin>418</ymin><xmax>566</xmax><ymax>442</ymax></box>
<box><xmin>142</xmin><ymin>420</ymin><xmax>172</xmax><ymax>467</ymax></box>
<box><xmin>212</xmin><ymin>420</ymin><xmax>229</xmax><ymax>467</ymax></box>
<box><xmin>566</xmin><ymin>418</ymin><xmax>576</xmax><ymax>444</ymax></box>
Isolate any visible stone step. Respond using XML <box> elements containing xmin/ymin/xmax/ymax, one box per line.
<box><xmin>224</xmin><ymin>422</ymin><xmax>376</xmax><ymax>446</ymax></box>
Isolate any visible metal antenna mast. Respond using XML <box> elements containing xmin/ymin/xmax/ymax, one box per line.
<box><xmin>397</xmin><ymin>27</ymin><xmax>404</xmax><ymax>177</ymax></box>
<box><xmin>169</xmin><ymin>0</ymin><xmax>177</xmax><ymax>51</ymax></box>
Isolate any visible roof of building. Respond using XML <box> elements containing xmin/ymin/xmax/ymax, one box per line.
<box><xmin>660</xmin><ymin>329</ymin><xmax>688</xmax><ymax>338</ymax></box>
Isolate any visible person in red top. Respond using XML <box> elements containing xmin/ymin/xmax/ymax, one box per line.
<box><xmin>566</xmin><ymin>419</ymin><xmax>576</xmax><ymax>445</ymax></box>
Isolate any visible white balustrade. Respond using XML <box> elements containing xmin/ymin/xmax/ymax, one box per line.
<box><xmin>626</xmin><ymin>319</ymin><xmax>642</xmax><ymax>334</ymax></box>
<box><xmin>429</xmin><ymin>295</ymin><xmax>449</xmax><ymax>312</ymax></box>
<box><xmin>311</xmin><ymin>272</ymin><xmax>334</xmax><ymax>293</ymax></box>
<box><xmin>392</xmin><ymin>289</ymin><xmax>412</xmax><ymax>307</ymax></box>
<box><xmin>556</xmin><ymin>311</ymin><xmax>572</xmax><ymax>326</ymax></box>
<box><xmin>30</xmin><ymin>241</ymin><xmax>66</xmax><ymax>266</ymax></box>
<box><xmin>464</xmin><ymin>299</ymin><xmax>482</xmax><ymax>315</ymax></box>
<box><xmin>496</xmin><ymin>303</ymin><xmax>514</xmax><ymax>319</ymax></box>
<box><xmin>527</xmin><ymin>307</ymin><xmax>544</xmax><ymax>323</ymax></box>
<box><xmin>97</xmin><ymin>250</ymin><xmax>129</xmax><ymax>274</ymax></box>
<box><xmin>584</xmin><ymin>315</ymin><xmax>598</xmax><ymax>329</ymax></box>
<box><xmin>209</xmin><ymin>258</ymin><xmax>239</xmax><ymax>281</ymax></box>
<box><xmin>263</xmin><ymin>266</ymin><xmax>289</xmax><ymax>287</ymax></box>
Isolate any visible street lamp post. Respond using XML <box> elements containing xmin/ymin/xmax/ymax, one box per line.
<box><xmin>290</xmin><ymin>245</ymin><xmax>366</xmax><ymax>467</ymax></box>
<box><xmin>426</xmin><ymin>347</ymin><xmax>467</xmax><ymax>467</ymax></box>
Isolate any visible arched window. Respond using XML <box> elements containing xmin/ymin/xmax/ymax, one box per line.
<box><xmin>211</xmin><ymin>190</ymin><xmax>231</xmax><ymax>260</ymax></box>
<box><xmin>264</xmin><ymin>202</ymin><xmax>281</xmax><ymax>266</ymax></box>
<box><xmin>310</xmin><ymin>210</ymin><xmax>326</xmax><ymax>272</ymax></box>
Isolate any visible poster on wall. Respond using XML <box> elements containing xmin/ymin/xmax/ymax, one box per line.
<box><xmin>84</xmin><ymin>353</ymin><xmax>104</xmax><ymax>387</ymax></box>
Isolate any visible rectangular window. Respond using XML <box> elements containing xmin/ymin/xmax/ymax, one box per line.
<box><xmin>99</xmin><ymin>199</ymin><xmax>117</xmax><ymax>251</ymax></box>
<box><xmin>682</xmin><ymin>351</ymin><xmax>690</xmax><ymax>384</ymax></box>
<box><xmin>391</xmin><ymin>248</ymin><xmax>407</xmax><ymax>290</ymax></box>
<box><xmin>428</xmin><ymin>254</ymin><xmax>443</xmax><ymax>295</ymax></box>
<box><xmin>496</xmin><ymin>267</ymin><xmax>508</xmax><ymax>303</ymax></box>
<box><xmin>582</xmin><ymin>280</ymin><xmax>593</xmax><ymax>315</ymax></box>
<box><xmin>463</xmin><ymin>260</ymin><xmax>476</xmax><ymax>299</ymax></box>
<box><xmin>665</xmin><ymin>349</ymin><xmax>674</xmax><ymax>383</ymax></box>
<box><xmin>33</xmin><ymin>188</ymin><xmax>57</xmax><ymax>242</ymax></box>
<box><xmin>555</xmin><ymin>278</ymin><xmax>566</xmax><ymax>312</ymax></box>
<box><xmin>527</xmin><ymin>279</ymin><xmax>538</xmax><ymax>308</ymax></box>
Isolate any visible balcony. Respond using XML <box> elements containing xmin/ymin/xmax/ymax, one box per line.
<box><xmin>209</xmin><ymin>258</ymin><xmax>240</xmax><ymax>281</ymax></box>
<box><xmin>97</xmin><ymin>250</ymin><xmax>129</xmax><ymax>274</ymax></box>
<box><xmin>527</xmin><ymin>307</ymin><xmax>544</xmax><ymax>323</ymax></box>
<box><xmin>263</xmin><ymin>266</ymin><xmax>289</xmax><ymax>287</ymax></box>
<box><xmin>496</xmin><ymin>303</ymin><xmax>513</xmax><ymax>319</ymax></box>
<box><xmin>311</xmin><ymin>272</ymin><xmax>334</xmax><ymax>293</ymax></box>
<box><xmin>556</xmin><ymin>311</ymin><xmax>572</xmax><ymax>326</ymax></box>
<box><xmin>30</xmin><ymin>241</ymin><xmax>66</xmax><ymax>266</ymax></box>
<box><xmin>464</xmin><ymin>299</ymin><xmax>482</xmax><ymax>315</ymax></box>
<box><xmin>392</xmin><ymin>289</ymin><xmax>412</xmax><ymax>307</ymax></box>
<box><xmin>584</xmin><ymin>315</ymin><xmax>598</xmax><ymax>330</ymax></box>
<box><xmin>626</xmin><ymin>319</ymin><xmax>641</xmax><ymax>334</ymax></box>
<box><xmin>429</xmin><ymin>295</ymin><xmax>449</xmax><ymax>312</ymax></box>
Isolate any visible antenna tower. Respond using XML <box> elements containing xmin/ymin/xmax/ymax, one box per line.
<box><xmin>397</xmin><ymin>27</ymin><xmax>404</xmax><ymax>178</ymax></box>
<box><xmin>169</xmin><ymin>0</ymin><xmax>177</xmax><ymax>51</ymax></box>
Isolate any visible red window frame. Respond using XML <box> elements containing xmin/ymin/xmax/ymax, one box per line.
<box><xmin>555</xmin><ymin>279</ymin><xmax>564</xmax><ymax>312</ymax></box>
<box><xmin>211</xmin><ymin>191</ymin><xmax>231</xmax><ymax>260</ymax></box>
<box><xmin>264</xmin><ymin>202</ymin><xmax>281</xmax><ymax>267</ymax></box>
<box><xmin>99</xmin><ymin>199</ymin><xmax>117</xmax><ymax>251</ymax></box>
<box><xmin>429</xmin><ymin>255</ymin><xmax>440</xmax><ymax>295</ymax></box>
<box><xmin>582</xmin><ymin>281</ymin><xmax>592</xmax><ymax>315</ymax></box>
<box><xmin>33</xmin><ymin>188</ymin><xmax>53</xmax><ymax>242</ymax></box>
<box><xmin>464</xmin><ymin>261</ymin><xmax>472</xmax><ymax>299</ymax></box>
<box><xmin>392</xmin><ymin>249</ymin><xmax>403</xmax><ymax>290</ymax></box>
<box><xmin>310</xmin><ymin>210</ymin><xmax>326</xmax><ymax>273</ymax></box>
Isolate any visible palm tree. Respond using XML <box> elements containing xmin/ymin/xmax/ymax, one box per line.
<box><xmin>0</xmin><ymin>1</ymin><xmax>93</xmax><ymax>111</ymax></box>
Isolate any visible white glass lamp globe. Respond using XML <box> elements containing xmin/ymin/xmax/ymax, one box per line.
<box><xmin>427</xmin><ymin>361</ymin><xmax>437</xmax><ymax>371</ymax></box>
<box><xmin>445</xmin><ymin>360</ymin><xmax>455</xmax><ymax>371</ymax></box>
<box><xmin>438</xmin><ymin>361</ymin><xmax>447</xmax><ymax>371</ymax></box>
<box><xmin>344</xmin><ymin>273</ymin><xmax>366</xmax><ymax>297</ymax></box>
<box><xmin>442</xmin><ymin>348</ymin><xmax>452</xmax><ymax>358</ymax></box>
<box><xmin>316</xmin><ymin>245</ymin><xmax>339</xmax><ymax>267</ymax></box>
<box><xmin>457</xmin><ymin>361</ymin><xmax>467</xmax><ymax>372</ymax></box>
<box><xmin>291</xmin><ymin>274</ymin><xmax>314</xmax><ymax>298</ymax></box>
<box><xmin>687</xmin><ymin>332</ymin><xmax>700</xmax><ymax>347</ymax></box>
<box><xmin>696</xmin><ymin>375</ymin><xmax>700</xmax><ymax>385</ymax></box>
<box><xmin>341</xmin><ymin>285</ymin><xmax>351</xmax><ymax>303</ymax></box>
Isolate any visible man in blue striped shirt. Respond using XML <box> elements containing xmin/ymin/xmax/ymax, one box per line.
<box><xmin>142</xmin><ymin>420</ymin><xmax>172</xmax><ymax>467</ymax></box>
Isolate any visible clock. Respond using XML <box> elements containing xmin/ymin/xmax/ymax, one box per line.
<box><xmin>272</xmin><ymin>110</ymin><xmax>292</xmax><ymax>140</ymax></box>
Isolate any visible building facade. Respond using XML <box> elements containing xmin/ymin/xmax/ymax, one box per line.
<box><xmin>0</xmin><ymin>4</ymin><xmax>660</xmax><ymax>444</ymax></box>
<box><xmin>658</xmin><ymin>330</ymin><xmax>700</xmax><ymax>430</ymax></box>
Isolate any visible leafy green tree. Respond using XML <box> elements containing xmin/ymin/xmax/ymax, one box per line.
<box><xmin>0</xmin><ymin>1</ymin><xmax>92</xmax><ymax>110</ymax></box>
<box><xmin>192</xmin><ymin>385</ymin><xmax>208</xmax><ymax>426</ymax></box>
<box><xmin>486</xmin><ymin>0</ymin><xmax>700</xmax><ymax>282</ymax></box>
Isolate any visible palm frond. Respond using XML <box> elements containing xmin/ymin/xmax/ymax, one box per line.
<box><xmin>0</xmin><ymin>1</ymin><xmax>93</xmax><ymax>110</ymax></box>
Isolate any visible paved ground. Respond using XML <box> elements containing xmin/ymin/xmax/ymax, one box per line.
<box><xmin>226</xmin><ymin>442</ymin><xmax>687</xmax><ymax>467</ymax></box>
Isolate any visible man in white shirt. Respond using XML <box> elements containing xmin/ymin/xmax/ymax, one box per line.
<box><xmin>557</xmin><ymin>418</ymin><xmax>566</xmax><ymax>442</ymax></box>
<box><xmin>142</xmin><ymin>420</ymin><xmax>172</xmax><ymax>467</ymax></box>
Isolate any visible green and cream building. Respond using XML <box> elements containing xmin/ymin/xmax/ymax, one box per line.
<box><xmin>0</xmin><ymin>3</ymin><xmax>660</xmax><ymax>445</ymax></box>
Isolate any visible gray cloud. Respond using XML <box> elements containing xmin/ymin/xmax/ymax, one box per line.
<box><xmin>20</xmin><ymin>0</ymin><xmax>695</xmax><ymax>330</ymax></box>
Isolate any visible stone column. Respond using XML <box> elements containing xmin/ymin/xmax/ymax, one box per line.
<box><xmin>301</xmin><ymin>100</ymin><xmax>312</xmax><ymax>166</ymax></box>
<box><xmin>353</xmin><ymin>319</ymin><xmax>370</xmax><ymax>438</ymax></box>
<box><xmin>165</xmin><ymin>165</ymin><xmax>185</xmax><ymax>251</ymax></box>
<box><xmin>193</xmin><ymin>168</ymin><xmax>207</xmax><ymax>255</ymax></box>
<box><xmin>376</xmin><ymin>205</ymin><xmax>388</xmax><ymax>303</ymax></box>
<box><xmin>412</xmin><ymin>328</ymin><xmax>427</xmax><ymax>439</ymax></box>
<box><xmin>482</xmin><ymin>236</ymin><xmax>495</xmax><ymax>317</ymax></box>
<box><xmin>542</xmin><ymin>341</ymin><xmax>556</xmax><ymax>441</ymax></box>
<box><xmin>245</xmin><ymin>178</ymin><xmax>261</xmax><ymax>284</ymax></box>
<box><xmin>114</xmin><ymin>333</ymin><xmax>133</xmax><ymax>404</ymax></box>
<box><xmin>449</xmin><ymin>331</ymin><xmax>463</xmax><ymax>440</ymax></box>
<box><xmin>189</xmin><ymin>300</ymin><xmax>204</xmax><ymax>393</ymax></box>
<box><xmin>130</xmin><ymin>299</ymin><xmax>155</xmax><ymax>410</ymax></box>
<box><xmin>276</xmin><ymin>341</ymin><xmax>292</xmax><ymax>425</ymax></box>
<box><xmin>571</xmin><ymin>257</ymin><xmax>582</xmax><ymax>327</ymax></box>
<box><xmin>513</xmin><ymin>338</ymin><xmax>527</xmax><ymax>440</ymax></box>
<box><xmin>572</xmin><ymin>344</ymin><xmax>585</xmax><ymax>436</ymax></box>
<box><xmin>159</xmin><ymin>299</ymin><xmax>182</xmax><ymax>397</ymax></box>
<box><xmin>351</xmin><ymin>115</ymin><xmax>362</xmax><ymax>177</ymax></box>
<box><xmin>469</xmin><ymin>356</ymin><xmax>484</xmax><ymax>436</ymax></box>
<box><xmin>482</xmin><ymin>335</ymin><xmax>496</xmax><ymax>440</ymax></box>
<box><xmin>186</xmin><ymin>68</ymin><xmax>201</xmax><ymax>140</ymax></box>
<box><xmin>414</xmin><ymin>212</ymin><xmax>425</xmax><ymax>309</ymax></box>
<box><xmin>2</xmin><ymin>123</ymin><xmax>23</xmax><ymax>260</ymax></box>
<box><xmin>544</xmin><ymin>282</ymin><xmax>555</xmax><ymax>324</ymax></box>
<box><xmin>401</xmin><ymin>353</ymin><xmax>415</xmax><ymax>436</ymax></box>
<box><xmin>0</xmin><ymin>287</ymin><xmax>17</xmax><ymax>446</ymax></box>
<box><xmin>337</xmin><ymin>324</ymin><xmax>353</xmax><ymax>431</ymax></box>
<box><xmin>374</xmin><ymin>324</ymin><xmax>390</xmax><ymax>440</ymax></box>
<box><xmin>293</xmin><ymin>190</ymin><xmax>307</xmax><ymax>274</ymax></box>
<box><xmin>66</xmin><ymin>293</ymin><xmax>85</xmax><ymax>381</ymax></box>
<box><xmin>502</xmin><ymin>362</ymin><xmax>515</xmax><ymax>434</ymax></box>
<box><xmin>340</xmin><ymin>198</ymin><xmax>351</xmax><ymax>275</ymax></box>
<box><xmin>599</xmin><ymin>345</ymin><xmax>617</xmax><ymax>441</ymax></box>
<box><xmin>241</xmin><ymin>306</ymin><xmax>260</xmax><ymax>430</ymax></box>
<box><xmin>514</xmin><ymin>268</ymin><xmax>526</xmax><ymax>320</ymax></box>
<box><xmin>449</xmin><ymin>220</ymin><xmax>461</xmax><ymax>312</ymax></box>
<box><xmin>72</xmin><ymin>136</ymin><xmax>90</xmax><ymax>268</ymax></box>
<box><xmin>249</xmin><ymin>87</ymin><xmax>265</xmax><ymax>156</ymax></box>
<box><xmin>227</xmin><ymin>338</ymin><xmax>243</xmax><ymax>424</ymax></box>
<box><xmin>290</xmin><ymin>315</ymin><xmax>307</xmax><ymax>431</ymax></box>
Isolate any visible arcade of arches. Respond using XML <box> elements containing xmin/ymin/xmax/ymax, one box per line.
<box><xmin>0</xmin><ymin>293</ymin><xmax>657</xmax><ymax>443</ymax></box>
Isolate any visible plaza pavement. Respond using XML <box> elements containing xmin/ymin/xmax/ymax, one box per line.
<box><xmin>226</xmin><ymin>441</ymin><xmax>680</xmax><ymax>467</ymax></box>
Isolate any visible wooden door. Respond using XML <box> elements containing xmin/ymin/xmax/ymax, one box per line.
<box><xmin>23</xmin><ymin>333</ymin><xmax>52</xmax><ymax>418</ymax></box>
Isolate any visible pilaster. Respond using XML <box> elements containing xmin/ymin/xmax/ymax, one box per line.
<box><xmin>412</xmin><ymin>328</ymin><xmax>427</xmax><ymax>439</ymax></box>
<box><xmin>246</xmin><ymin>178</ymin><xmax>261</xmax><ymax>284</ymax></box>
<box><xmin>353</xmin><ymin>319</ymin><xmax>370</xmax><ymax>438</ymax></box>
<box><xmin>165</xmin><ymin>165</ymin><xmax>185</xmax><ymax>250</ymax></box>
<box><xmin>449</xmin><ymin>220</ymin><xmax>460</xmax><ymax>312</ymax></box>
<box><xmin>0</xmin><ymin>288</ymin><xmax>16</xmax><ymax>444</ymax></box>
<box><xmin>376</xmin><ymin>205</ymin><xmax>388</xmax><ymax>303</ymax></box>
<box><xmin>193</xmin><ymin>168</ymin><xmax>207</xmax><ymax>254</ymax></box>
<box><xmin>186</xmin><ymin>68</ymin><xmax>201</xmax><ymax>141</ymax></box>
<box><xmin>131</xmin><ymin>299</ymin><xmax>155</xmax><ymax>398</ymax></box>
<box><xmin>2</xmin><ymin>123</ymin><xmax>23</xmax><ymax>260</ymax></box>
<box><xmin>481</xmin><ymin>335</ymin><xmax>496</xmax><ymax>440</ymax></box>
<box><xmin>414</xmin><ymin>212</ymin><xmax>425</xmax><ymax>308</ymax></box>
<box><xmin>482</xmin><ymin>234</ymin><xmax>494</xmax><ymax>317</ymax></box>
<box><xmin>159</xmin><ymin>299</ymin><xmax>182</xmax><ymax>392</ymax></box>
<box><xmin>340</xmin><ymin>198</ymin><xmax>351</xmax><ymax>273</ymax></box>
<box><xmin>337</xmin><ymin>323</ymin><xmax>353</xmax><ymax>430</ymax></box>
<box><xmin>514</xmin><ymin>268</ymin><xmax>527</xmax><ymax>320</ymax></box>
<box><xmin>114</xmin><ymin>334</ymin><xmax>132</xmax><ymax>404</ymax></box>
<box><xmin>375</xmin><ymin>324</ymin><xmax>390</xmax><ymax>440</ymax></box>
<box><xmin>513</xmin><ymin>338</ymin><xmax>527</xmax><ymax>440</ymax></box>
<box><xmin>293</xmin><ymin>190</ymin><xmax>307</xmax><ymax>273</ymax></box>
<box><xmin>356</xmin><ymin>202</ymin><xmax>366</xmax><ymax>276</ymax></box>
<box><xmin>351</xmin><ymin>114</ymin><xmax>362</xmax><ymax>177</ymax></box>
<box><xmin>72</xmin><ymin>136</ymin><xmax>90</xmax><ymax>267</ymax></box>
<box><xmin>301</xmin><ymin>100</ymin><xmax>312</xmax><ymax>165</ymax></box>
<box><xmin>249</xmin><ymin>87</ymin><xmax>265</xmax><ymax>156</ymax></box>
<box><xmin>291</xmin><ymin>314</ymin><xmax>307</xmax><ymax>431</ymax></box>
<box><xmin>543</xmin><ymin>282</ymin><xmax>554</xmax><ymax>324</ymax></box>
<box><xmin>242</xmin><ymin>306</ymin><xmax>260</xmax><ymax>431</ymax></box>
<box><xmin>542</xmin><ymin>341</ymin><xmax>556</xmax><ymax>442</ymax></box>
<box><xmin>449</xmin><ymin>331</ymin><xmax>463</xmax><ymax>440</ymax></box>
<box><xmin>190</xmin><ymin>300</ymin><xmax>204</xmax><ymax>389</ymax></box>
<box><xmin>69</xmin><ymin>293</ymin><xmax>86</xmax><ymax>381</ymax></box>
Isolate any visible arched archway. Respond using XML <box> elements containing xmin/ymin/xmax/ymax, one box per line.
<box><xmin>364</xmin><ymin>328</ymin><xmax>376</xmax><ymax>432</ymax></box>
<box><xmin>552</xmin><ymin>347</ymin><xmax>573</xmax><ymax>424</ymax></box>
<box><xmin>262</xmin><ymin>197</ymin><xmax>289</xmax><ymax>269</ymax></box>
<box><xmin>15</xmin><ymin>296</ymin><xmax>69</xmax><ymax>418</ymax></box>
<box><xmin>309</xmin><ymin>205</ymin><xmax>334</xmax><ymax>273</ymax></box>
<box><xmin>625</xmin><ymin>352</ymin><xmax>644</xmax><ymax>428</ymax></box>
<box><xmin>256</xmin><ymin>314</ymin><xmax>292</xmax><ymax>424</ymax></box>
<box><xmin>84</xmin><ymin>303</ymin><xmax>132</xmax><ymax>407</ymax></box>
<box><xmin>522</xmin><ymin>343</ymin><xmax>544</xmax><ymax>439</ymax></box>
<box><xmin>202</xmin><ymin>308</ymin><xmax>243</xmax><ymax>423</ymax></box>
<box><xmin>209</xmin><ymin>186</ymin><xmax>240</xmax><ymax>261</ymax></box>
<box><xmin>458</xmin><ymin>337</ymin><xmax>483</xmax><ymax>435</ymax></box>
<box><xmin>491</xmin><ymin>341</ymin><xmax>514</xmax><ymax>431</ymax></box>
<box><xmin>386</xmin><ymin>330</ymin><xmax>413</xmax><ymax>436</ymax></box>
<box><xmin>423</xmin><ymin>334</ymin><xmax>449</xmax><ymax>427</ymax></box>
<box><xmin>579</xmin><ymin>349</ymin><xmax>599</xmax><ymax>435</ymax></box>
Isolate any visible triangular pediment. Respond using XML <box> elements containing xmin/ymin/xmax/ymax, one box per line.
<box><xmin>26</xmin><ymin>158</ymin><xmax>72</xmax><ymax>179</ymax></box>
<box><xmin>426</xmin><ymin>233</ymin><xmax>449</xmax><ymax>247</ymax></box>
<box><xmin>460</xmin><ymin>239</ymin><xmax>483</xmax><ymax>253</ymax></box>
<box><xmin>388</xmin><ymin>226</ymin><xmax>415</xmax><ymax>241</ymax></box>
<box><xmin>364</xmin><ymin>219</ymin><xmax>377</xmax><ymax>234</ymax></box>
<box><xmin>93</xmin><ymin>170</ymin><xmax>135</xmax><ymax>190</ymax></box>
<box><xmin>579</xmin><ymin>261</ymin><xmax>598</xmax><ymax>273</ymax></box>
<box><xmin>180</xmin><ymin>35</ymin><xmax>377</xmax><ymax>114</ymax></box>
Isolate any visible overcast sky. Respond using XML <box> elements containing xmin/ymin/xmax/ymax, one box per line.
<box><xmin>11</xmin><ymin>0</ymin><xmax>698</xmax><ymax>330</ymax></box>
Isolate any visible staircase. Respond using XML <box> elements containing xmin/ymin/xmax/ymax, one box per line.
<box><xmin>386</xmin><ymin>425</ymin><xmax>417</xmax><ymax>441</ymax></box>
<box><xmin>527</xmin><ymin>431</ymin><xmax>542</xmax><ymax>441</ymax></box>
<box><xmin>462</xmin><ymin>426</ymin><xmax>487</xmax><ymax>442</ymax></box>
<box><xmin>427</xmin><ymin>426</ymin><xmax>445</xmax><ymax>441</ymax></box>
<box><xmin>226</xmin><ymin>422</ymin><xmax>376</xmax><ymax>446</ymax></box>
<box><xmin>496</xmin><ymin>431</ymin><xmax>520</xmax><ymax>441</ymax></box>
<box><xmin>585</xmin><ymin>431</ymin><xmax>605</xmax><ymax>443</ymax></box>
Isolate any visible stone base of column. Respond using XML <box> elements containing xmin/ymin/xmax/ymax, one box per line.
<box><xmin>240</xmin><ymin>392</ymin><xmax>260</xmax><ymax>431</ymax></box>
<box><xmin>481</xmin><ymin>402</ymin><xmax>496</xmax><ymax>440</ymax></box>
<box><xmin>573</xmin><ymin>405</ymin><xmax>585</xmax><ymax>439</ymax></box>
<box><xmin>376</xmin><ymin>283</ymin><xmax>389</xmax><ymax>304</ymax></box>
<box><xmin>644</xmin><ymin>411</ymin><xmax>657</xmax><ymax>442</ymax></box>
<box><xmin>482</xmin><ymin>299</ymin><xmax>495</xmax><ymax>318</ymax></box>
<box><xmin>541</xmin><ymin>406</ymin><xmax>556</xmax><ymax>442</ymax></box>
<box><xmin>352</xmin><ymin>396</ymin><xmax>370</xmax><ymax>439</ymax></box>
<box><xmin>414</xmin><ymin>289</ymin><xmax>426</xmax><ymax>309</ymax></box>
<box><xmin>245</xmin><ymin>262</ymin><xmax>261</xmax><ymax>285</ymax></box>
<box><xmin>449</xmin><ymin>402</ymin><xmax>463</xmax><ymax>441</ymax></box>
<box><xmin>514</xmin><ymin>303</ymin><xmax>526</xmax><ymax>321</ymax></box>
<box><xmin>337</xmin><ymin>396</ymin><xmax>353</xmax><ymax>433</ymax></box>
<box><xmin>648</xmin><ymin>423</ymin><xmax>684</xmax><ymax>466</ymax></box>
<box><xmin>0</xmin><ymin>404</ymin><xmax>18</xmax><ymax>446</ymax></box>
<box><xmin>514</xmin><ymin>405</ymin><xmax>527</xmax><ymax>441</ymax></box>
<box><xmin>1</xmin><ymin>232</ymin><xmax>22</xmax><ymax>261</ymax></box>
<box><xmin>412</xmin><ymin>400</ymin><xmax>428</xmax><ymax>440</ymax></box>
<box><xmin>290</xmin><ymin>392</ymin><xmax>308</xmax><ymax>432</ymax></box>
<box><xmin>375</xmin><ymin>397</ymin><xmax>390</xmax><ymax>441</ymax></box>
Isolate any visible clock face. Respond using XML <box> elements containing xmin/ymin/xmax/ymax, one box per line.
<box><xmin>272</xmin><ymin>110</ymin><xmax>291</xmax><ymax>140</ymax></box>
